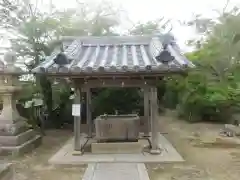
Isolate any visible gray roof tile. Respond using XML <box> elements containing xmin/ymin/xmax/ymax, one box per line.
<box><xmin>33</xmin><ymin>34</ymin><xmax>194</xmax><ymax>75</ymax></box>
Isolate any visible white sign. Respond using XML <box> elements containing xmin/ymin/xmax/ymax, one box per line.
<box><xmin>72</xmin><ymin>104</ymin><xmax>81</xmax><ymax>116</ymax></box>
<box><xmin>33</xmin><ymin>98</ymin><xmax>44</xmax><ymax>106</ymax></box>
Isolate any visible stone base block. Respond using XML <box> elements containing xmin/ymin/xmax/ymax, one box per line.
<box><xmin>0</xmin><ymin>129</ymin><xmax>35</xmax><ymax>146</ymax></box>
<box><xmin>72</xmin><ymin>150</ymin><xmax>83</xmax><ymax>156</ymax></box>
<box><xmin>0</xmin><ymin>164</ymin><xmax>13</xmax><ymax>180</ymax></box>
<box><xmin>224</xmin><ymin>124</ymin><xmax>240</xmax><ymax>136</ymax></box>
<box><xmin>91</xmin><ymin>141</ymin><xmax>142</xmax><ymax>154</ymax></box>
<box><xmin>0</xmin><ymin>121</ymin><xmax>28</xmax><ymax>136</ymax></box>
<box><xmin>150</xmin><ymin>149</ymin><xmax>162</xmax><ymax>155</ymax></box>
<box><xmin>1</xmin><ymin>135</ymin><xmax>42</xmax><ymax>156</ymax></box>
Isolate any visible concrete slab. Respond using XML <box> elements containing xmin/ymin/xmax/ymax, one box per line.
<box><xmin>49</xmin><ymin>133</ymin><xmax>184</xmax><ymax>165</ymax></box>
<box><xmin>82</xmin><ymin>163</ymin><xmax>149</xmax><ymax>180</ymax></box>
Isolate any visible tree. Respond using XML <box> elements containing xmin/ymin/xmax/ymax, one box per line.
<box><xmin>164</xmin><ymin>7</ymin><xmax>240</xmax><ymax>122</ymax></box>
<box><xmin>129</xmin><ymin>18</ymin><xmax>171</xmax><ymax>35</ymax></box>
<box><xmin>0</xmin><ymin>0</ymin><xmax>122</xmax><ymax>127</ymax></box>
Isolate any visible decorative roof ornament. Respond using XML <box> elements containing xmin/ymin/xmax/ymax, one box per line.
<box><xmin>151</xmin><ymin>31</ymin><xmax>175</xmax><ymax>64</ymax></box>
<box><xmin>53</xmin><ymin>52</ymin><xmax>70</xmax><ymax>65</ymax></box>
<box><xmin>150</xmin><ymin>31</ymin><xmax>164</xmax><ymax>60</ymax></box>
<box><xmin>155</xmin><ymin>50</ymin><xmax>174</xmax><ymax>64</ymax></box>
<box><xmin>161</xmin><ymin>32</ymin><xmax>176</xmax><ymax>47</ymax></box>
<box><xmin>152</xmin><ymin>31</ymin><xmax>175</xmax><ymax>44</ymax></box>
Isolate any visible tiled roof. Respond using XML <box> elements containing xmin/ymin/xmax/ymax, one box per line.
<box><xmin>33</xmin><ymin>34</ymin><xmax>194</xmax><ymax>75</ymax></box>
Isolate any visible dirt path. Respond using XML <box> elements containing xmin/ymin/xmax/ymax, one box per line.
<box><xmin>147</xmin><ymin>111</ymin><xmax>240</xmax><ymax>180</ymax></box>
<box><xmin>2</xmin><ymin>130</ymin><xmax>86</xmax><ymax>180</ymax></box>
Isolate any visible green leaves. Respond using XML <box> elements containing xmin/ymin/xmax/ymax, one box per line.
<box><xmin>164</xmin><ymin>10</ymin><xmax>240</xmax><ymax>122</ymax></box>
<box><xmin>129</xmin><ymin>18</ymin><xmax>169</xmax><ymax>35</ymax></box>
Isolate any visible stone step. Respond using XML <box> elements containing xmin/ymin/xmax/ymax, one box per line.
<box><xmin>224</xmin><ymin>124</ymin><xmax>240</xmax><ymax>136</ymax></box>
<box><xmin>0</xmin><ymin>164</ymin><xmax>13</xmax><ymax>180</ymax></box>
<box><xmin>0</xmin><ymin>129</ymin><xmax>36</xmax><ymax>146</ymax></box>
<box><xmin>1</xmin><ymin>135</ymin><xmax>41</xmax><ymax>156</ymax></box>
<box><xmin>91</xmin><ymin>141</ymin><xmax>142</xmax><ymax>154</ymax></box>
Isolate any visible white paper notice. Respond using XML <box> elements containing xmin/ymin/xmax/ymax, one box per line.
<box><xmin>72</xmin><ymin>104</ymin><xmax>81</xmax><ymax>116</ymax></box>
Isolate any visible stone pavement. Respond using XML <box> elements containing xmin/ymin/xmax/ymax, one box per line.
<box><xmin>49</xmin><ymin>133</ymin><xmax>184</xmax><ymax>165</ymax></box>
<box><xmin>82</xmin><ymin>163</ymin><xmax>149</xmax><ymax>180</ymax></box>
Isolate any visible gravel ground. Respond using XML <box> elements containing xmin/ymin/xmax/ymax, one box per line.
<box><xmin>2</xmin><ymin>112</ymin><xmax>240</xmax><ymax>180</ymax></box>
<box><xmin>2</xmin><ymin>130</ymin><xmax>86</xmax><ymax>180</ymax></box>
<box><xmin>147</xmin><ymin>111</ymin><xmax>240</xmax><ymax>180</ymax></box>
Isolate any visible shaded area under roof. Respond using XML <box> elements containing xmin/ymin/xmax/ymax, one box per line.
<box><xmin>32</xmin><ymin>34</ymin><xmax>194</xmax><ymax>76</ymax></box>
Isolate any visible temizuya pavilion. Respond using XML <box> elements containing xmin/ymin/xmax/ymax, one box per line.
<box><xmin>33</xmin><ymin>33</ymin><xmax>194</xmax><ymax>155</ymax></box>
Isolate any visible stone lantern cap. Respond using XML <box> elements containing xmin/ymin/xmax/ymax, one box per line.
<box><xmin>0</xmin><ymin>51</ymin><xmax>24</xmax><ymax>74</ymax></box>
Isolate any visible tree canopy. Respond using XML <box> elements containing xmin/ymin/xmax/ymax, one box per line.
<box><xmin>0</xmin><ymin>0</ymin><xmax>167</xmax><ymax>127</ymax></box>
<box><xmin>163</xmin><ymin>7</ymin><xmax>240</xmax><ymax>123</ymax></box>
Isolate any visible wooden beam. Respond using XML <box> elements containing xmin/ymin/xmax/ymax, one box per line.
<box><xmin>33</xmin><ymin>70</ymin><xmax>185</xmax><ymax>79</ymax></box>
<box><xmin>150</xmin><ymin>87</ymin><xmax>161</xmax><ymax>154</ymax></box>
<box><xmin>80</xmin><ymin>79</ymin><xmax>156</xmax><ymax>89</ymax></box>
<box><xmin>86</xmin><ymin>88</ymin><xmax>93</xmax><ymax>137</ymax></box>
<box><xmin>73</xmin><ymin>86</ymin><xmax>81</xmax><ymax>151</ymax></box>
<box><xmin>143</xmin><ymin>87</ymin><xmax>150</xmax><ymax>137</ymax></box>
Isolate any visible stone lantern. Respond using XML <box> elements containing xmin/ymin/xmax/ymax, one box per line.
<box><xmin>0</xmin><ymin>52</ymin><xmax>41</xmax><ymax>156</ymax></box>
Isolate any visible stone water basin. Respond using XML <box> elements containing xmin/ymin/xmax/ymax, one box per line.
<box><xmin>95</xmin><ymin>114</ymin><xmax>140</xmax><ymax>142</ymax></box>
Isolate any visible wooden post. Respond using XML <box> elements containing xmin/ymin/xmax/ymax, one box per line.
<box><xmin>143</xmin><ymin>87</ymin><xmax>150</xmax><ymax>137</ymax></box>
<box><xmin>150</xmin><ymin>87</ymin><xmax>161</xmax><ymax>154</ymax></box>
<box><xmin>74</xmin><ymin>86</ymin><xmax>81</xmax><ymax>151</ymax></box>
<box><xmin>86</xmin><ymin>88</ymin><xmax>92</xmax><ymax>137</ymax></box>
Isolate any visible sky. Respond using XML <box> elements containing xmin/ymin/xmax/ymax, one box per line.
<box><xmin>49</xmin><ymin>0</ymin><xmax>240</xmax><ymax>51</ymax></box>
<box><xmin>1</xmin><ymin>0</ymin><xmax>240</xmax><ymax>51</ymax></box>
